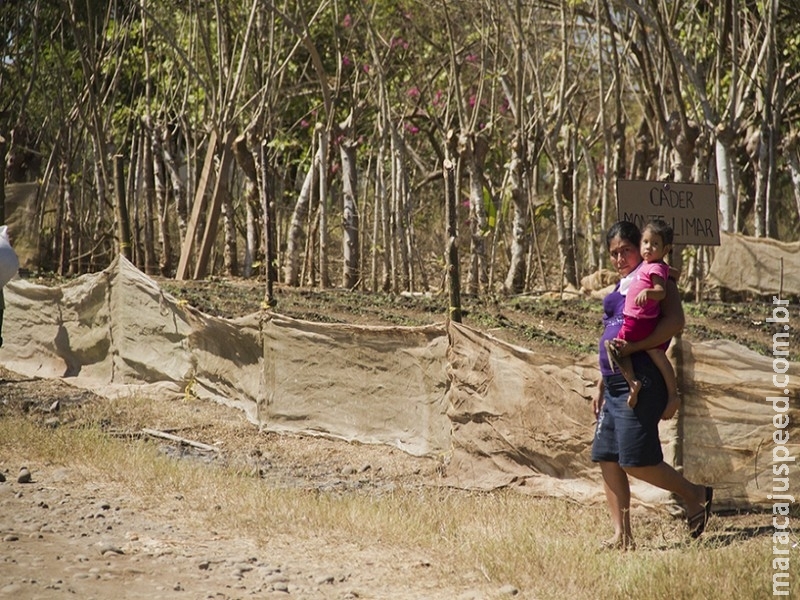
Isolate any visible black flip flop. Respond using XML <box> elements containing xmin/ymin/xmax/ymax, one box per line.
<box><xmin>604</xmin><ymin>339</ymin><xmax>622</xmax><ymax>372</ymax></box>
<box><xmin>688</xmin><ymin>486</ymin><xmax>713</xmax><ymax>539</ymax></box>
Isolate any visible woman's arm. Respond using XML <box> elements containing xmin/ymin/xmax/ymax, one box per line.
<box><xmin>618</xmin><ymin>278</ymin><xmax>684</xmax><ymax>355</ymax></box>
<box><xmin>592</xmin><ymin>377</ymin><xmax>605</xmax><ymax>419</ymax></box>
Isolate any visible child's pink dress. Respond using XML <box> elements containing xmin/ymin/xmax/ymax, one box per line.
<box><xmin>618</xmin><ymin>261</ymin><xmax>669</xmax><ymax>343</ymax></box>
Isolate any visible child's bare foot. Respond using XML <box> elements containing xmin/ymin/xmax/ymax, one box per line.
<box><xmin>627</xmin><ymin>379</ymin><xmax>642</xmax><ymax>408</ymax></box>
<box><xmin>661</xmin><ymin>394</ymin><xmax>680</xmax><ymax>420</ymax></box>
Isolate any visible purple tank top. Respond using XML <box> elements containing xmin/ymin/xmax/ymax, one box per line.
<box><xmin>599</xmin><ymin>285</ymin><xmax>625</xmax><ymax>376</ymax></box>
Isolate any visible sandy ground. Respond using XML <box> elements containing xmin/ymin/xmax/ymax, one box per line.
<box><xmin>0</xmin><ymin>462</ymin><xmax>506</xmax><ymax>600</ymax></box>
<box><xmin>0</xmin><ymin>370</ymin><xmax>518</xmax><ymax>600</ymax></box>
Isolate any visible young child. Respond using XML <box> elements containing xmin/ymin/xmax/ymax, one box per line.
<box><xmin>605</xmin><ymin>219</ymin><xmax>678</xmax><ymax>409</ymax></box>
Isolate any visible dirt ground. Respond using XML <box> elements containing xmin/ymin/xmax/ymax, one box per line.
<box><xmin>0</xmin><ymin>277</ymin><xmax>790</xmax><ymax>599</ymax></box>
<box><xmin>0</xmin><ymin>363</ymin><xmax>494</xmax><ymax>600</ymax></box>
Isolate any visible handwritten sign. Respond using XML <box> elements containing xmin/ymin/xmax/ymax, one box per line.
<box><xmin>616</xmin><ymin>180</ymin><xmax>720</xmax><ymax>246</ymax></box>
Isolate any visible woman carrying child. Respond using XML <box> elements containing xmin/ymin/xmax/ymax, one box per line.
<box><xmin>591</xmin><ymin>220</ymin><xmax>712</xmax><ymax>550</ymax></box>
<box><xmin>605</xmin><ymin>218</ymin><xmax>678</xmax><ymax>411</ymax></box>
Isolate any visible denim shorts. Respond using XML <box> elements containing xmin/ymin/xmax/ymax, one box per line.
<box><xmin>590</xmin><ymin>357</ymin><xmax>667</xmax><ymax>468</ymax></box>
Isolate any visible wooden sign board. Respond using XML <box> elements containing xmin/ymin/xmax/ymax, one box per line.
<box><xmin>616</xmin><ymin>180</ymin><xmax>720</xmax><ymax>246</ymax></box>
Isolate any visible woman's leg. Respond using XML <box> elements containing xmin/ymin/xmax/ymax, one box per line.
<box><xmin>624</xmin><ymin>462</ymin><xmax>706</xmax><ymax>517</ymax></box>
<box><xmin>599</xmin><ymin>461</ymin><xmax>634</xmax><ymax>549</ymax></box>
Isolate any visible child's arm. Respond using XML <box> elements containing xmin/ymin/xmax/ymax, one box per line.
<box><xmin>634</xmin><ymin>274</ymin><xmax>666</xmax><ymax>306</ymax></box>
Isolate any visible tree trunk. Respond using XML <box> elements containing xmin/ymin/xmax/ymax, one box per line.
<box><xmin>150</xmin><ymin>124</ymin><xmax>172</xmax><ymax>276</ymax></box>
<box><xmin>113</xmin><ymin>154</ymin><xmax>133</xmax><ymax>262</ymax></box>
<box><xmin>233</xmin><ymin>133</ymin><xmax>260</xmax><ymax>278</ymax></box>
<box><xmin>63</xmin><ymin>163</ymin><xmax>80</xmax><ymax>276</ymax></box>
<box><xmin>318</xmin><ymin>127</ymin><xmax>330</xmax><ymax>288</ymax></box>
<box><xmin>339</xmin><ymin>127</ymin><xmax>360</xmax><ymax>290</ymax></box>
<box><xmin>715</xmin><ymin>124</ymin><xmax>736</xmax><ymax>232</ymax></box>
<box><xmin>370</xmin><ymin>141</ymin><xmax>385</xmax><ymax>292</ymax></box>
<box><xmin>377</xmin><ymin>135</ymin><xmax>392</xmax><ymax>292</ymax></box>
<box><xmin>665</xmin><ymin>111</ymin><xmax>699</xmax><ymax>276</ymax></box>
<box><xmin>754</xmin><ymin>122</ymin><xmax>769</xmax><ymax>238</ymax></box>
<box><xmin>161</xmin><ymin>124</ymin><xmax>188</xmax><ymax>244</ymax></box>
<box><xmin>221</xmin><ymin>170</ymin><xmax>239</xmax><ymax>277</ymax></box>
<box><xmin>141</xmin><ymin>124</ymin><xmax>158</xmax><ymax>276</ymax></box>
<box><xmin>570</xmin><ymin>131</ymin><xmax>581</xmax><ymax>285</ymax></box>
<box><xmin>0</xmin><ymin>133</ymin><xmax>5</xmax><ymax>223</ymax></box>
<box><xmin>755</xmin><ymin>0</ymin><xmax>779</xmax><ymax>238</ymax></box>
<box><xmin>391</xmin><ymin>127</ymin><xmax>410</xmax><ymax>292</ymax></box>
<box><xmin>459</xmin><ymin>132</ymin><xmax>490</xmax><ymax>295</ymax></box>
<box><xmin>504</xmin><ymin>133</ymin><xmax>528</xmax><ymax>294</ymax></box>
<box><xmin>785</xmin><ymin>132</ymin><xmax>800</xmax><ymax>223</ymax></box>
<box><xmin>552</xmin><ymin>153</ymin><xmax>578</xmax><ymax>289</ymax></box>
<box><xmin>666</xmin><ymin>111</ymin><xmax>699</xmax><ymax>184</ymax></box>
<box><xmin>630</xmin><ymin>118</ymin><xmax>653</xmax><ymax>180</ymax></box>
<box><xmin>128</xmin><ymin>128</ymin><xmax>143</xmax><ymax>267</ymax></box>
<box><xmin>284</xmin><ymin>145</ymin><xmax>319</xmax><ymax>286</ymax></box>
<box><xmin>581</xmin><ymin>138</ymin><xmax>599</xmax><ymax>272</ymax></box>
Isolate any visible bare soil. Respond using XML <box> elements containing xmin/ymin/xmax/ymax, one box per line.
<box><xmin>0</xmin><ymin>278</ymin><xmax>788</xmax><ymax>599</ymax></box>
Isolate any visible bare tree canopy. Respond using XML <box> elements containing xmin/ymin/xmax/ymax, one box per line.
<box><xmin>1</xmin><ymin>0</ymin><xmax>798</xmax><ymax>295</ymax></box>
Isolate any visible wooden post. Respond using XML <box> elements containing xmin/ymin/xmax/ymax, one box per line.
<box><xmin>176</xmin><ymin>130</ymin><xmax>219</xmax><ymax>280</ymax></box>
<box><xmin>444</xmin><ymin>130</ymin><xmax>462</xmax><ymax>323</ymax></box>
<box><xmin>192</xmin><ymin>130</ymin><xmax>235</xmax><ymax>279</ymax></box>
<box><xmin>260</xmin><ymin>138</ymin><xmax>276</xmax><ymax>307</ymax></box>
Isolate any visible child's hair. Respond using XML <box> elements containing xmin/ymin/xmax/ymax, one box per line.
<box><xmin>643</xmin><ymin>218</ymin><xmax>674</xmax><ymax>246</ymax></box>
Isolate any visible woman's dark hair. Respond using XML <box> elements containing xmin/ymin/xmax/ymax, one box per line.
<box><xmin>606</xmin><ymin>221</ymin><xmax>641</xmax><ymax>249</ymax></box>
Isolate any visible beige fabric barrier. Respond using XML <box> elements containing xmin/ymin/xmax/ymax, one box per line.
<box><xmin>680</xmin><ymin>338</ymin><xmax>800</xmax><ymax>509</ymax></box>
<box><xmin>1</xmin><ymin>257</ymin><xmax>795</xmax><ymax>509</ymax></box>
<box><xmin>260</xmin><ymin>315</ymin><xmax>450</xmax><ymax>457</ymax></box>
<box><xmin>444</xmin><ymin>322</ymin><xmax>601</xmax><ymax>497</ymax></box>
<box><xmin>708</xmin><ymin>232</ymin><xmax>800</xmax><ymax>295</ymax></box>
<box><xmin>0</xmin><ymin>257</ymin><xmax>262</xmax><ymax>422</ymax></box>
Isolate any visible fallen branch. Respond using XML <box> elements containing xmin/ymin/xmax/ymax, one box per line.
<box><xmin>140</xmin><ymin>428</ymin><xmax>219</xmax><ymax>452</ymax></box>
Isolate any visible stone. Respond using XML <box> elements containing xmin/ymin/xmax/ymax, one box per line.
<box><xmin>17</xmin><ymin>467</ymin><xmax>31</xmax><ymax>484</ymax></box>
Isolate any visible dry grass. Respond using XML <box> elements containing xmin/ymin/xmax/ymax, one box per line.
<box><xmin>1</xmin><ymin>402</ymin><xmax>794</xmax><ymax>600</ymax></box>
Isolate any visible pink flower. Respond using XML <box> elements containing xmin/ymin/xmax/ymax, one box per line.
<box><xmin>363</xmin><ymin>64</ymin><xmax>370</xmax><ymax>73</ymax></box>
<box><xmin>404</xmin><ymin>123</ymin><xmax>420</xmax><ymax>134</ymax></box>
<box><xmin>407</xmin><ymin>87</ymin><xmax>420</xmax><ymax>98</ymax></box>
<box><xmin>343</xmin><ymin>14</ymin><xmax>352</xmax><ymax>27</ymax></box>
<box><xmin>466</xmin><ymin>53</ymin><xmax>478</xmax><ymax>63</ymax></box>
<box><xmin>300</xmin><ymin>119</ymin><xmax>309</xmax><ymax>128</ymax></box>
<box><xmin>342</xmin><ymin>55</ymin><xmax>351</xmax><ymax>67</ymax></box>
